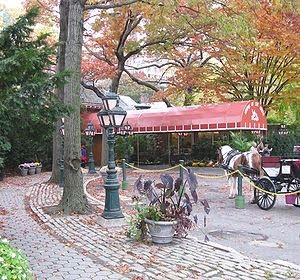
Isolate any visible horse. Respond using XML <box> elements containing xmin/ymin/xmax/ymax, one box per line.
<box><xmin>217</xmin><ymin>145</ymin><xmax>263</xmax><ymax>202</ymax></box>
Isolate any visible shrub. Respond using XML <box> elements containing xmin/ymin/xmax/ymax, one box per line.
<box><xmin>191</xmin><ymin>137</ymin><xmax>218</xmax><ymax>161</ymax></box>
<box><xmin>0</xmin><ymin>238</ymin><xmax>33</xmax><ymax>279</ymax></box>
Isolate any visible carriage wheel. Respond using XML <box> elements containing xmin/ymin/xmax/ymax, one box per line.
<box><xmin>254</xmin><ymin>177</ymin><xmax>276</xmax><ymax>210</ymax></box>
<box><xmin>288</xmin><ymin>179</ymin><xmax>300</xmax><ymax>208</ymax></box>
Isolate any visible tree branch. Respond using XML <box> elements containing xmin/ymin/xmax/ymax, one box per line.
<box><xmin>124</xmin><ymin>39</ymin><xmax>164</xmax><ymax>60</ymax></box>
<box><xmin>124</xmin><ymin>69</ymin><xmax>160</xmax><ymax>92</ymax></box>
<box><xmin>84</xmin><ymin>0</ymin><xmax>142</xmax><ymax>10</ymax></box>
<box><xmin>80</xmin><ymin>81</ymin><xmax>105</xmax><ymax>98</ymax></box>
<box><xmin>125</xmin><ymin>61</ymin><xmax>179</xmax><ymax>70</ymax></box>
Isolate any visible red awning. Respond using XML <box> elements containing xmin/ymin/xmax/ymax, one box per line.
<box><xmin>81</xmin><ymin>100</ymin><xmax>267</xmax><ymax>134</ymax></box>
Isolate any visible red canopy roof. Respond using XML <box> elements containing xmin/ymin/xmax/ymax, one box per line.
<box><xmin>81</xmin><ymin>100</ymin><xmax>267</xmax><ymax>134</ymax></box>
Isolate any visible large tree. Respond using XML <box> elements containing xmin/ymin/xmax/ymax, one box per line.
<box><xmin>48</xmin><ymin>0</ymin><xmax>144</xmax><ymax>213</ymax></box>
<box><xmin>204</xmin><ymin>0</ymin><xmax>300</xmax><ymax>113</ymax></box>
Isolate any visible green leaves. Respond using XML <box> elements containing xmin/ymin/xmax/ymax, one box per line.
<box><xmin>0</xmin><ymin>238</ymin><xmax>33</xmax><ymax>280</ymax></box>
<box><xmin>0</xmin><ymin>8</ymin><xmax>68</xmax><ymax>168</ymax></box>
<box><xmin>230</xmin><ymin>132</ymin><xmax>254</xmax><ymax>152</ymax></box>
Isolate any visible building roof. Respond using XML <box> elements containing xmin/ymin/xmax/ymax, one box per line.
<box><xmin>80</xmin><ymin>86</ymin><xmax>137</xmax><ymax>111</ymax></box>
<box><xmin>81</xmin><ymin>100</ymin><xmax>267</xmax><ymax>134</ymax></box>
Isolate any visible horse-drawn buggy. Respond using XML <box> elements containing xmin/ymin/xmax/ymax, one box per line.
<box><xmin>218</xmin><ymin>145</ymin><xmax>300</xmax><ymax>211</ymax></box>
<box><xmin>252</xmin><ymin>156</ymin><xmax>300</xmax><ymax>210</ymax></box>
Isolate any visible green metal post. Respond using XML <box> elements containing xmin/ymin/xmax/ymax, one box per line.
<box><xmin>235</xmin><ymin>165</ymin><xmax>245</xmax><ymax>209</ymax></box>
<box><xmin>125</xmin><ymin>135</ymin><xmax>129</xmax><ymax>164</ymax></box>
<box><xmin>88</xmin><ymin>136</ymin><xmax>96</xmax><ymax>174</ymax></box>
<box><xmin>102</xmin><ymin>126</ymin><xmax>124</xmax><ymax>219</ymax></box>
<box><xmin>122</xmin><ymin>159</ymin><xmax>128</xmax><ymax>190</ymax></box>
<box><xmin>179</xmin><ymin>159</ymin><xmax>184</xmax><ymax>181</ymax></box>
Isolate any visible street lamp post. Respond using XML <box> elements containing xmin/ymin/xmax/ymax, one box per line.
<box><xmin>84</xmin><ymin>122</ymin><xmax>96</xmax><ymax>174</ymax></box>
<box><xmin>120</xmin><ymin>121</ymin><xmax>133</xmax><ymax>163</ymax></box>
<box><xmin>97</xmin><ymin>91</ymin><xmax>127</xmax><ymax>219</ymax></box>
<box><xmin>59</xmin><ymin>118</ymin><xmax>64</xmax><ymax>189</ymax></box>
<box><xmin>278</xmin><ymin>124</ymin><xmax>288</xmax><ymax>136</ymax></box>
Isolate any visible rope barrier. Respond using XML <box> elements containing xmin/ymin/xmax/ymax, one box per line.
<box><xmin>125</xmin><ymin>162</ymin><xmax>181</xmax><ymax>172</ymax></box>
<box><xmin>179</xmin><ymin>164</ymin><xmax>239</xmax><ymax>179</ymax></box>
<box><xmin>123</xmin><ymin>162</ymin><xmax>300</xmax><ymax>197</ymax></box>
<box><xmin>237</xmin><ymin>170</ymin><xmax>300</xmax><ymax>196</ymax></box>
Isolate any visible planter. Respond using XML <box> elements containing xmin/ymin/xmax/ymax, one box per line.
<box><xmin>28</xmin><ymin>167</ymin><xmax>36</xmax><ymax>175</ymax></box>
<box><xmin>145</xmin><ymin>218</ymin><xmax>177</xmax><ymax>244</ymax></box>
<box><xmin>20</xmin><ymin>168</ymin><xmax>28</xmax><ymax>176</ymax></box>
<box><xmin>36</xmin><ymin>166</ymin><xmax>42</xmax><ymax>174</ymax></box>
<box><xmin>285</xmin><ymin>194</ymin><xmax>296</xmax><ymax>204</ymax></box>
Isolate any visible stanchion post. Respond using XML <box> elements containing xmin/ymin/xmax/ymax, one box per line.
<box><xmin>235</xmin><ymin>165</ymin><xmax>245</xmax><ymax>209</ymax></box>
<box><xmin>122</xmin><ymin>159</ymin><xmax>128</xmax><ymax>190</ymax></box>
<box><xmin>179</xmin><ymin>159</ymin><xmax>184</xmax><ymax>181</ymax></box>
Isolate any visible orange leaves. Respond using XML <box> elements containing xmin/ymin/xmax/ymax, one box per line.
<box><xmin>81</xmin><ymin>56</ymin><xmax>117</xmax><ymax>81</ymax></box>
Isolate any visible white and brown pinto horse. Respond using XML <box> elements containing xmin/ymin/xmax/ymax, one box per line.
<box><xmin>217</xmin><ymin>145</ymin><xmax>262</xmax><ymax>201</ymax></box>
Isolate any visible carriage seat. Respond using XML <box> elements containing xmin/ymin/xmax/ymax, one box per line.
<box><xmin>262</xmin><ymin>156</ymin><xmax>281</xmax><ymax>177</ymax></box>
<box><xmin>261</xmin><ymin>156</ymin><xmax>281</xmax><ymax>168</ymax></box>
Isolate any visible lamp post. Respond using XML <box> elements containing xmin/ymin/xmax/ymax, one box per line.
<box><xmin>84</xmin><ymin>121</ymin><xmax>96</xmax><ymax>174</ymax></box>
<box><xmin>278</xmin><ymin>124</ymin><xmax>288</xmax><ymax>136</ymax></box>
<box><xmin>97</xmin><ymin>91</ymin><xmax>127</xmax><ymax>219</ymax></box>
<box><xmin>177</xmin><ymin>132</ymin><xmax>188</xmax><ymax>161</ymax></box>
<box><xmin>59</xmin><ymin>118</ymin><xmax>64</xmax><ymax>189</ymax></box>
<box><xmin>120</xmin><ymin>121</ymin><xmax>133</xmax><ymax>163</ymax></box>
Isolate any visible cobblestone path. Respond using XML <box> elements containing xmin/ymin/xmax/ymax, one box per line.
<box><xmin>1</xmin><ymin>174</ymin><xmax>300</xmax><ymax>279</ymax></box>
<box><xmin>0</xmin><ymin>176</ymin><xmax>124</xmax><ymax>280</ymax></box>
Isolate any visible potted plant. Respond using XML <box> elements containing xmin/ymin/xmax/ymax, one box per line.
<box><xmin>127</xmin><ymin>171</ymin><xmax>210</xmax><ymax>244</ymax></box>
<box><xmin>18</xmin><ymin>163</ymin><xmax>30</xmax><ymax>176</ymax></box>
<box><xmin>28</xmin><ymin>162</ymin><xmax>36</xmax><ymax>175</ymax></box>
<box><xmin>35</xmin><ymin>162</ymin><xmax>42</xmax><ymax>174</ymax></box>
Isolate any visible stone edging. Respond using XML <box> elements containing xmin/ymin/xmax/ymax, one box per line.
<box><xmin>25</xmin><ymin>181</ymin><xmax>300</xmax><ymax>280</ymax></box>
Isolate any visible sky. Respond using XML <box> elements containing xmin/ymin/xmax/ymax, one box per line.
<box><xmin>0</xmin><ymin>0</ymin><xmax>23</xmax><ymax>9</ymax></box>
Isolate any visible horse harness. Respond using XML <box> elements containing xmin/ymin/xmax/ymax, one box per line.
<box><xmin>221</xmin><ymin>149</ymin><xmax>241</xmax><ymax>171</ymax></box>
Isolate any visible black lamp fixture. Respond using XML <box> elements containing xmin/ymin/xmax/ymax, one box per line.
<box><xmin>120</xmin><ymin>121</ymin><xmax>133</xmax><ymax>163</ymax></box>
<box><xmin>84</xmin><ymin>121</ymin><xmax>96</xmax><ymax>174</ymax></box>
<box><xmin>97</xmin><ymin>90</ymin><xmax>127</xmax><ymax>219</ymax></box>
<box><xmin>278</xmin><ymin>124</ymin><xmax>288</xmax><ymax>135</ymax></box>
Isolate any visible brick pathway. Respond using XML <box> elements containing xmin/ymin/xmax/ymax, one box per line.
<box><xmin>1</xmin><ymin>173</ymin><xmax>300</xmax><ymax>279</ymax></box>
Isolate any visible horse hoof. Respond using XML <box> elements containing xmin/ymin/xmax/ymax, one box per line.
<box><xmin>250</xmin><ymin>199</ymin><xmax>256</xmax><ymax>204</ymax></box>
<box><xmin>228</xmin><ymin>196</ymin><xmax>235</xmax><ymax>199</ymax></box>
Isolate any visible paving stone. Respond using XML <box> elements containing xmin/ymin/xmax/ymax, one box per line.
<box><xmin>204</xmin><ymin>270</ymin><xmax>220</xmax><ymax>278</ymax></box>
<box><xmin>1</xmin><ymin>174</ymin><xmax>300</xmax><ymax>280</ymax></box>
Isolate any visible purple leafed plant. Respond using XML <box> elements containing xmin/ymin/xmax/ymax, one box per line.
<box><xmin>133</xmin><ymin>169</ymin><xmax>210</xmax><ymax>239</ymax></box>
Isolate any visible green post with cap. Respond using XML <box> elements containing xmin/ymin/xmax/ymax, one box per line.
<box><xmin>235</xmin><ymin>165</ymin><xmax>245</xmax><ymax>209</ymax></box>
<box><xmin>122</xmin><ymin>159</ymin><xmax>128</xmax><ymax>190</ymax></box>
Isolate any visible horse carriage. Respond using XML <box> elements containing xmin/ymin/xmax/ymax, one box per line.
<box><xmin>218</xmin><ymin>145</ymin><xmax>300</xmax><ymax>211</ymax></box>
<box><xmin>250</xmin><ymin>156</ymin><xmax>300</xmax><ymax>210</ymax></box>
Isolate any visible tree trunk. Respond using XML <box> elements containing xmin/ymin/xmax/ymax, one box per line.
<box><xmin>50</xmin><ymin>0</ymin><xmax>69</xmax><ymax>183</ymax></box>
<box><xmin>58</xmin><ymin>0</ymin><xmax>89</xmax><ymax>214</ymax></box>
